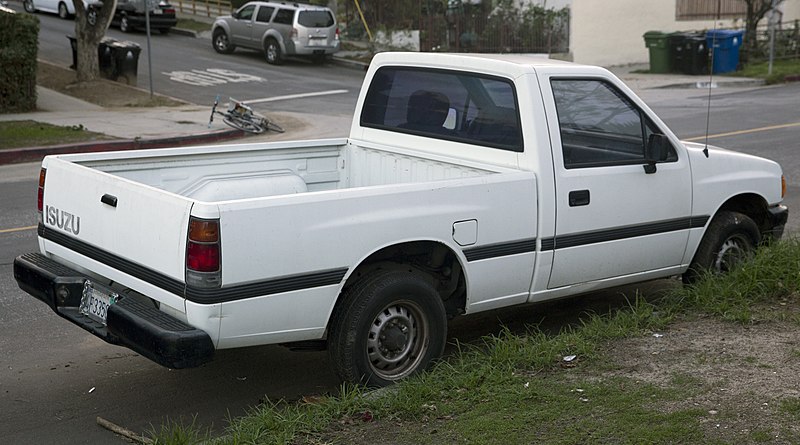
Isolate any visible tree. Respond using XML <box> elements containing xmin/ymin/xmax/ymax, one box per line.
<box><xmin>742</xmin><ymin>0</ymin><xmax>784</xmax><ymax>59</ymax></box>
<box><xmin>72</xmin><ymin>0</ymin><xmax>117</xmax><ymax>82</ymax></box>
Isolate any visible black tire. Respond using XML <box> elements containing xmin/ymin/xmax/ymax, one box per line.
<box><xmin>87</xmin><ymin>9</ymin><xmax>97</xmax><ymax>26</ymax></box>
<box><xmin>23</xmin><ymin>0</ymin><xmax>36</xmax><ymax>13</ymax></box>
<box><xmin>212</xmin><ymin>29</ymin><xmax>235</xmax><ymax>54</ymax></box>
<box><xmin>159</xmin><ymin>27</ymin><xmax>171</xmax><ymax>35</ymax></box>
<box><xmin>328</xmin><ymin>269</ymin><xmax>447</xmax><ymax>387</ymax></box>
<box><xmin>264</xmin><ymin>38</ymin><xmax>283</xmax><ymax>65</ymax></box>
<box><xmin>223</xmin><ymin>115</ymin><xmax>265</xmax><ymax>134</ymax></box>
<box><xmin>119</xmin><ymin>15</ymin><xmax>131</xmax><ymax>33</ymax></box>
<box><xmin>683</xmin><ymin>211</ymin><xmax>760</xmax><ymax>284</ymax></box>
<box><xmin>57</xmin><ymin>1</ymin><xmax>69</xmax><ymax>19</ymax></box>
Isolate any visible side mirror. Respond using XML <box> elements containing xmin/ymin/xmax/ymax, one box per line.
<box><xmin>644</xmin><ymin>133</ymin><xmax>669</xmax><ymax>174</ymax></box>
<box><xmin>231</xmin><ymin>10</ymin><xmax>239</xmax><ymax>19</ymax></box>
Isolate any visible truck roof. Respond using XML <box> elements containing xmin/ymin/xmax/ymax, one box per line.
<box><xmin>369</xmin><ymin>52</ymin><xmax>601</xmax><ymax>78</ymax></box>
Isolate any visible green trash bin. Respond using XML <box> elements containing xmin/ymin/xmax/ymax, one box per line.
<box><xmin>643</xmin><ymin>31</ymin><xmax>670</xmax><ymax>73</ymax></box>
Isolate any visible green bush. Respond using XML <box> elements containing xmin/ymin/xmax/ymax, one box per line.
<box><xmin>0</xmin><ymin>8</ymin><xmax>39</xmax><ymax>113</ymax></box>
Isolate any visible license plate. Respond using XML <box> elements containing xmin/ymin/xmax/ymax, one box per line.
<box><xmin>80</xmin><ymin>281</ymin><xmax>118</xmax><ymax>325</ymax></box>
<box><xmin>152</xmin><ymin>8</ymin><xmax>162</xmax><ymax>14</ymax></box>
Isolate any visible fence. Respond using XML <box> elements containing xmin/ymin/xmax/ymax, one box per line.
<box><xmin>342</xmin><ymin>0</ymin><xmax>570</xmax><ymax>55</ymax></box>
<box><xmin>748</xmin><ymin>20</ymin><xmax>800</xmax><ymax>61</ymax></box>
<box><xmin>172</xmin><ymin>0</ymin><xmax>232</xmax><ymax>18</ymax></box>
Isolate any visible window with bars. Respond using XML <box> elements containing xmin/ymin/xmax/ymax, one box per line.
<box><xmin>675</xmin><ymin>0</ymin><xmax>747</xmax><ymax>20</ymax></box>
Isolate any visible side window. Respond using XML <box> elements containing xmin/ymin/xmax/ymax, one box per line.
<box><xmin>256</xmin><ymin>6</ymin><xmax>275</xmax><ymax>23</ymax></box>
<box><xmin>237</xmin><ymin>4</ymin><xmax>255</xmax><ymax>21</ymax></box>
<box><xmin>272</xmin><ymin>8</ymin><xmax>295</xmax><ymax>25</ymax></box>
<box><xmin>551</xmin><ymin>79</ymin><xmax>674</xmax><ymax>169</ymax></box>
<box><xmin>360</xmin><ymin>67</ymin><xmax>522</xmax><ymax>152</ymax></box>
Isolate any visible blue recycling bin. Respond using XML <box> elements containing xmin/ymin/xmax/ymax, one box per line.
<box><xmin>706</xmin><ymin>29</ymin><xmax>744</xmax><ymax>74</ymax></box>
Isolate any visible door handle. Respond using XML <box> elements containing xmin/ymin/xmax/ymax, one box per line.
<box><xmin>569</xmin><ymin>190</ymin><xmax>590</xmax><ymax>207</ymax></box>
<box><xmin>101</xmin><ymin>194</ymin><xmax>118</xmax><ymax>208</ymax></box>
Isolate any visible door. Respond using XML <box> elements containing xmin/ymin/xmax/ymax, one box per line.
<box><xmin>251</xmin><ymin>5</ymin><xmax>275</xmax><ymax>44</ymax></box>
<box><xmin>543</xmin><ymin>77</ymin><xmax>693</xmax><ymax>288</ymax></box>
<box><xmin>229</xmin><ymin>4</ymin><xmax>255</xmax><ymax>46</ymax></box>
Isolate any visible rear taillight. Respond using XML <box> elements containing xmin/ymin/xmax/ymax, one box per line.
<box><xmin>186</xmin><ymin>217</ymin><xmax>221</xmax><ymax>288</ymax></box>
<box><xmin>291</xmin><ymin>27</ymin><xmax>298</xmax><ymax>39</ymax></box>
<box><xmin>38</xmin><ymin>168</ymin><xmax>46</xmax><ymax>219</ymax></box>
<box><xmin>164</xmin><ymin>8</ymin><xmax>175</xmax><ymax>13</ymax></box>
<box><xmin>335</xmin><ymin>27</ymin><xmax>339</xmax><ymax>41</ymax></box>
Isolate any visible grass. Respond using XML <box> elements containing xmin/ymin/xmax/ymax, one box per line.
<box><xmin>175</xmin><ymin>18</ymin><xmax>213</xmax><ymax>33</ymax></box>
<box><xmin>0</xmin><ymin>120</ymin><xmax>114</xmax><ymax>149</ymax></box>
<box><xmin>149</xmin><ymin>239</ymin><xmax>800</xmax><ymax>445</ymax></box>
<box><xmin>732</xmin><ymin>58</ymin><xmax>800</xmax><ymax>84</ymax></box>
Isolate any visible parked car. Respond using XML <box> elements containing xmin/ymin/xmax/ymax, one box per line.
<box><xmin>88</xmin><ymin>0</ymin><xmax>177</xmax><ymax>33</ymax></box>
<box><xmin>211</xmin><ymin>1</ymin><xmax>340</xmax><ymax>64</ymax></box>
<box><xmin>22</xmin><ymin>0</ymin><xmax>88</xmax><ymax>19</ymax></box>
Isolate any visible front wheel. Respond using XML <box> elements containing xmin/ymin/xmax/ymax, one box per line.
<box><xmin>328</xmin><ymin>269</ymin><xmax>447</xmax><ymax>387</ymax></box>
<box><xmin>683</xmin><ymin>211</ymin><xmax>760</xmax><ymax>284</ymax></box>
<box><xmin>264</xmin><ymin>119</ymin><xmax>284</xmax><ymax>133</ymax></box>
<box><xmin>119</xmin><ymin>15</ymin><xmax>131</xmax><ymax>33</ymax></box>
<box><xmin>212</xmin><ymin>29</ymin><xmax>235</xmax><ymax>54</ymax></box>
<box><xmin>23</xmin><ymin>0</ymin><xmax>35</xmax><ymax>13</ymax></box>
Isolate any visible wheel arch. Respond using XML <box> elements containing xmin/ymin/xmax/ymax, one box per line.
<box><xmin>330</xmin><ymin>240</ymin><xmax>468</xmax><ymax>329</ymax></box>
<box><xmin>715</xmin><ymin>192</ymin><xmax>773</xmax><ymax>237</ymax></box>
<box><xmin>262</xmin><ymin>31</ymin><xmax>286</xmax><ymax>53</ymax></box>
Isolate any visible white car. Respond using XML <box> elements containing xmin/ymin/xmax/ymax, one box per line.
<box><xmin>23</xmin><ymin>0</ymin><xmax>88</xmax><ymax>19</ymax></box>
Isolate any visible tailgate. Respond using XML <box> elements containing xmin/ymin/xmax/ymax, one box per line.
<box><xmin>40</xmin><ymin>157</ymin><xmax>194</xmax><ymax>299</ymax></box>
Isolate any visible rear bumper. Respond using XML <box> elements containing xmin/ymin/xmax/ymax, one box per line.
<box><xmin>125</xmin><ymin>14</ymin><xmax>177</xmax><ymax>29</ymax></box>
<box><xmin>766</xmin><ymin>204</ymin><xmax>789</xmax><ymax>240</ymax></box>
<box><xmin>13</xmin><ymin>252</ymin><xmax>213</xmax><ymax>369</ymax></box>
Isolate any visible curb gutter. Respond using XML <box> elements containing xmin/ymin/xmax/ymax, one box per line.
<box><xmin>0</xmin><ymin>128</ymin><xmax>244</xmax><ymax>166</ymax></box>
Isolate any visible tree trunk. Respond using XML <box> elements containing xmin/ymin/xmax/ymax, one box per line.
<box><xmin>73</xmin><ymin>0</ymin><xmax>117</xmax><ymax>82</ymax></box>
<box><xmin>742</xmin><ymin>0</ymin><xmax>783</xmax><ymax>60</ymax></box>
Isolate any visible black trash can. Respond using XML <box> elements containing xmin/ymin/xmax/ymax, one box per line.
<box><xmin>684</xmin><ymin>33</ymin><xmax>709</xmax><ymax>75</ymax></box>
<box><xmin>66</xmin><ymin>35</ymin><xmax>118</xmax><ymax>74</ymax></box>
<box><xmin>108</xmin><ymin>41</ymin><xmax>141</xmax><ymax>85</ymax></box>
<box><xmin>667</xmin><ymin>32</ymin><xmax>692</xmax><ymax>74</ymax></box>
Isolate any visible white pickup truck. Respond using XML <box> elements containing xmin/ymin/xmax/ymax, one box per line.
<box><xmin>15</xmin><ymin>53</ymin><xmax>787</xmax><ymax>386</ymax></box>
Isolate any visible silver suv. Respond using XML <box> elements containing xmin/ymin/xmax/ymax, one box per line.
<box><xmin>212</xmin><ymin>1</ymin><xmax>339</xmax><ymax>65</ymax></box>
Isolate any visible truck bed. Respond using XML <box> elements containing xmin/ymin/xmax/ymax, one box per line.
<box><xmin>70</xmin><ymin>139</ymin><xmax>497</xmax><ymax>202</ymax></box>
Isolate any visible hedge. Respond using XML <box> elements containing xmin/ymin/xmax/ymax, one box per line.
<box><xmin>0</xmin><ymin>8</ymin><xmax>39</xmax><ymax>113</ymax></box>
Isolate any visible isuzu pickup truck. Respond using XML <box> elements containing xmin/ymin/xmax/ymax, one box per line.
<box><xmin>15</xmin><ymin>53</ymin><xmax>787</xmax><ymax>386</ymax></box>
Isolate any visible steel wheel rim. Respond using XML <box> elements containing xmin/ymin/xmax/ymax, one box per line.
<box><xmin>266</xmin><ymin>43</ymin><xmax>277</xmax><ymax>62</ymax></box>
<box><xmin>24</xmin><ymin>0</ymin><xmax>35</xmax><ymax>12</ymax></box>
<box><xmin>120</xmin><ymin>16</ymin><xmax>128</xmax><ymax>32</ymax></box>
<box><xmin>714</xmin><ymin>233</ymin><xmax>751</xmax><ymax>273</ymax></box>
<box><xmin>58</xmin><ymin>2</ymin><xmax>67</xmax><ymax>18</ymax></box>
<box><xmin>366</xmin><ymin>300</ymin><xmax>429</xmax><ymax>381</ymax></box>
<box><xmin>215</xmin><ymin>33</ymin><xmax>228</xmax><ymax>51</ymax></box>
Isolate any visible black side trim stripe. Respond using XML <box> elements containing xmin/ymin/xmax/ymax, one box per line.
<box><xmin>39</xmin><ymin>224</ymin><xmax>348</xmax><ymax>304</ymax></box>
<box><xmin>186</xmin><ymin>268</ymin><xmax>348</xmax><ymax>304</ymax></box>
<box><xmin>463</xmin><ymin>238</ymin><xmax>537</xmax><ymax>262</ymax></box>
<box><xmin>39</xmin><ymin>224</ymin><xmax>186</xmax><ymax>295</ymax></box>
<box><xmin>540</xmin><ymin>215</ymin><xmax>710</xmax><ymax>251</ymax></box>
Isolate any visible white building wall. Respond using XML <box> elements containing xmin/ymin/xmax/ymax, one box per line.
<box><xmin>570</xmin><ymin>0</ymin><xmax>800</xmax><ymax>66</ymax></box>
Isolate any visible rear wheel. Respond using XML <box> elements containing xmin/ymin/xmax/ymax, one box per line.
<box><xmin>264</xmin><ymin>38</ymin><xmax>283</xmax><ymax>65</ymax></box>
<box><xmin>328</xmin><ymin>269</ymin><xmax>447</xmax><ymax>387</ymax></box>
<box><xmin>57</xmin><ymin>1</ymin><xmax>69</xmax><ymax>18</ymax></box>
<box><xmin>264</xmin><ymin>119</ymin><xmax>284</xmax><ymax>133</ymax></box>
<box><xmin>23</xmin><ymin>0</ymin><xmax>35</xmax><ymax>13</ymax></box>
<box><xmin>212</xmin><ymin>29</ymin><xmax>235</xmax><ymax>54</ymax></box>
<box><xmin>683</xmin><ymin>211</ymin><xmax>760</xmax><ymax>284</ymax></box>
<box><xmin>223</xmin><ymin>115</ymin><xmax>265</xmax><ymax>134</ymax></box>
<box><xmin>159</xmin><ymin>27</ymin><xmax>171</xmax><ymax>35</ymax></box>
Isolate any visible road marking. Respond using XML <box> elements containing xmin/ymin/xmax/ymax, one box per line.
<box><xmin>0</xmin><ymin>225</ymin><xmax>37</xmax><ymax>234</ymax></box>
<box><xmin>243</xmin><ymin>89</ymin><xmax>349</xmax><ymax>104</ymax></box>
<box><xmin>684</xmin><ymin>122</ymin><xmax>800</xmax><ymax>142</ymax></box>
<box><xmin>163</xmin><ymin>69</ymin><xmax>265</xmax><ymax>86</ymax></box>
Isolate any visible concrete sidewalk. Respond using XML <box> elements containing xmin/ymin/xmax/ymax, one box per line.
<box><xmin>0</xmin><ymin>60</ymin><xmax>765</xmax><ymax>165</ymax></box>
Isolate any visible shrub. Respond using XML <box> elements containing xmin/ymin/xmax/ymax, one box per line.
<box><xmin>0</xmin><ymin>7</ymin><xmax>39</xmax><ymax>113</ymax></box>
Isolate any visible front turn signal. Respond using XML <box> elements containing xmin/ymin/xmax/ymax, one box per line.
<box><xmin>782</xmin><ymin>175</ymin><xmax>786</xmax><ymax>199</ymax></box>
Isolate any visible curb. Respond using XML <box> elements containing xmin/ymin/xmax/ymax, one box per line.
<box><xmin>649</xmin><ymin>78</ymin><xmax>766</xmax><ymax>89</ymax></box>
<box><xmin>0</xmin><ymin>128</ymin><xmax>244</xmax><ymax>166</ymax></box>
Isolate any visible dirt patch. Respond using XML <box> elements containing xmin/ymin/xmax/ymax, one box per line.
<box><xmin>37</xmin><ymin>60</ymin><xmax>185</xmax><ymax>108</ymax></box>
<box><xmin>604</xmin><ymin>317</ymin><xmax>800</xmax><ymax>443</ymax></box>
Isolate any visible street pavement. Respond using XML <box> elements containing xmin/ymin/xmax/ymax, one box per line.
<box><xmin>0</xmin><ymin>56</ymin><xmax>767</xmax><ymax>165</ymax></box>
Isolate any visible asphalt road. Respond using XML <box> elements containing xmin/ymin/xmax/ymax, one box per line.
<box><xmin>2</xmin><ymin>8</ymin><xmax>800</xmax><ymax>443</ymax></box>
